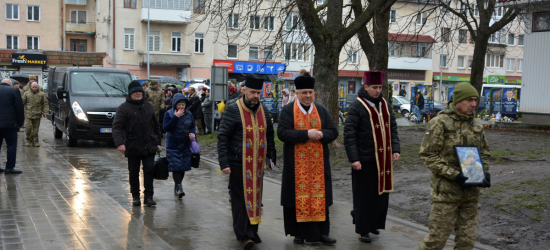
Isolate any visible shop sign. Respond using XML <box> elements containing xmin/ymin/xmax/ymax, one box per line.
<box><xmin>488</xmin><ymin>75</ymin><xmax>506</xmax><ymax>84</ymax></box>
<box><xmin>213</xmin><ymin>60</ymin><xmax>234</xmax><ymax>73</ymax></box>
<box><xmin>505</xmin><ymin>78</ymin><xmax>522</xmax><ymax>84</ymax></box>
<box><xmin>338</xmin><ymin>70</ymin><xmax>362</xmax><ymax>77</ymax></box>
<box><xmin>0</xmin><ymin>66</ymin><xmax>18</xmax><ymax>71</ymax></box>
<box><xmin>278</xmin><ymin>72</ymin><xmax>300</xmax><ymax>79</ymax></box>
<box><xmin>387</xmin><ymin>69</ymin><xmax>425</xmax><ymax>80</ymax></box>
<box><xmin>233</xmin><ymin>61</ymin><xmax>285</xmax><ymax>75</ymax></box>
<box><xmin>434</xmin><ymin>75</ymin><xmax>471</xmax><ymax>81</ymax></box>
<box><xmin>12</xmin><ymin>53</ymin><xmax>47</xmax><ymax>67</ymax></box>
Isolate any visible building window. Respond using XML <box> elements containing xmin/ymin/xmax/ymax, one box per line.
<box><xmin>250</xmin><ymin>15</ymin><xmax>261</xmax><ymax>30</ymax></box>
<box><xmin>506</xmin><ymin>58</ymin><xmax>514</xmax><ymax>71</ymax></box>
<box><xmin>414</xmin><ymin>43</ymin><xmax>431</xmax><ymax>58</ymax></box>
<box><xmin>441</xmin><ymin>28</ymin><xmax>450</xmax><ymax>42</ymax></box>
<box><xmin>534</xmin><ymin>12</ymin><xmax>550</xmax><ymax>31</ymax></box>
<box><xmin>493</xmin><ymin>6</ymin><xmax>504</xmax><ymax>18</ymax></box>
<box><xmin>285</xmin><ymin>12</ymin><xmax>303</xmax><ymax>31</ymax></box>
<box><xmin>124</xmin><ymin>0</ymin><xmax>136</xmax><ymax>8</ymax></box>
<box><xmin>5</xmin><ymin>3</ymin><xmax>19</xmax><ymax>20</ymax></box>
<box><xmin>472</xmin><ymin>4</ymin><xmax>479</xmax><ymax>17</ymax></box>
<box><xmin>488</xmin><ymin>30</ymin><xmax>505</xmax><ymax>44</ymax></box>
<box><xmin>457</xmin><ymin>55</ymin><xmax>465</xmax><ymax>69</ymax></box>
<box><xmin>70</xmin><ymin>39</ymin><xmax>87</xmax><ymax>52</ymax></box>
<box><xmin>460</xmin><ymin>3</ymin><xmax>469</xmax><ymax>16</ymax></box>
<box><xmin>416</xmin><ymin>12</ymin><xmax>428</xmax><ymax>25</ymax></box>
<box><xmin>486</xmin><ymin>54</ymin><xmax>503</xmax><ymax>68</ymax></box>
<box><xmin>459</xmin><ymin>29</ymin><xmax>467</xmax><ymax>43</ymax></box>
<box><xmin>284</xmin><ymin>43</ymin><xmax>309</xmax><ymax>61</ymax></box>
<box><xmin>347</xmin><ymin>50</ymin><xmax>358</xmax><ymax>64</ymax></box>
<box><xmin>517</xmin><ymin>59</ymin><xmax>523</xmax><ymax>72</ymax></box>
<box><xmin>27</xmin><ymin>36</ymin><xmax>39</xmax><ymax>49</ymax></box>
<box><xmin>228</xmin><ymin>44</ymin><xmax>238</xmax><ymax>59</ymax></box>
<box><xmin>194</xmin><ymin>33</ymin><xmax>204</xmax><ymax>53</ymax></box>
<box><xmin>263</xmin><ymin>46</ymin><xmax>273</xmax><ymax>60</ymax></box>
<box><xmin>264</xmin><ymin>16</ymin><xmax>274</xmax><ymax>31</ymax></box>
<box><xmin>6</xmin><ymin>35</ymin><xmax>18</xmax><ymax>49</ymax></box>
<box><xmin>317</xmin><ymin>0</ymin><xmax>325</xmax><ymax>4</ymax></box>
<box><xmin>171</xmin><ymin>32</ymin><xmax>181</xmax><ymax>52</ymax></box>
<box><xmin>440</xmin><ymin>54</ymin><xmax>448</xmax><ymax>68</ymax></box>
<box><xmin>124</xmin><ymin>28</ymin><xmax>135</xmax><ymax>50</ymax></box>
<box><xmin>27</xmin><ymin>5</ymin><xmax>40</xmax><ymax>21</ymax></box>
<box><xmin>229</xmin><ymin>13</ymin><xmax>239</xmax><ymax>29</ymax></box>
<box><xmin>518</xmin><ymin>34</ymin><xmax>524</xmax><ymax>46</ymax></box>
<box><xmin>148</xmin><ymin>31</ymin><xmax>160</xmax><ymax>52</ymax></box>
<box><xmin>194</xmin><ymin>0</ymin><xmax>205</xmax><ymax>13</ymax></box>
<box><xmin>388</xmin><ymin>42</ymin><xmax>401</xmax><ymax>57</ymax></box>
<box><xmin>70</xmin><ymin>10</ymin><xmax>87</xmax><ymax>24</ymax></box>
<box><xmin>248</xmin><ymin>46</ymin><xmax>259</xmax><ymax>60</ymax></box>
<box><xmin>507</xmin><ymin>33</ymin><xmax>515</xmax><ymax>46</ymax></box>
<box><xmin>389</xmin><ymin>9</ymin><xmax>397</xmax><ymax>23</ymax></box>
<box><xmin>468</xmin><ymin>56</ymin><xmax>473</xmax><ymax>69</ymax></box>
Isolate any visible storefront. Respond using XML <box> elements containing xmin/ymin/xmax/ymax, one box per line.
<box><xmin>11</xmin><ymin>53</ymin><xmax>48</xmax><ymax>86</ymax></box>
<box><xmin>487</xmin><ymin>75</ymin><xmax>522</xmax><ymax>85</ymax></box>
<box><xmin>388</xmin><ymin>69</ymin><xmax>431</xmax><ymax>101</ymax></box>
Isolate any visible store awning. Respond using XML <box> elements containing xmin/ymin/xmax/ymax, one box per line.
<box><xmin>389</xmin><ymin>33</ymin><xmax>438</xmax><ymax>43</ymax></box>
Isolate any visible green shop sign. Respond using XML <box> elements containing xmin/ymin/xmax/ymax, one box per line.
<box><xmin>487</xmin><ymin>75</ymin><xmax>522</xmax><ymax>84</ymax></box>
<box><xmin>434</xmin><ymin>75</ymin><xmax>470</xmax><ymax>81</ymax></box>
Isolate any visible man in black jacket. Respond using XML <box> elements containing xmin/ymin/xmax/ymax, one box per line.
<box><xmin>112</xmin><ymin>80</ymin><xmax>161</xmax><ymax>207</ymax></box>
<box><xmin>218</xmin><ymin>76</ymin><xmax>276</xmax><ymax>249</ymax></box>
<box><xmin>344</xmin><ymin>71</ymin><xmax>400</xmax><ymax>243</ymax></box>
<box><xmin>187</xmin><ymin>87</ymin><xmax>204</xmax><ymax>135</ymax></box>
<box><xmin>0</xmin><ymin>79</ymin><xmax>24</xmax><ymax>174</ymax></box>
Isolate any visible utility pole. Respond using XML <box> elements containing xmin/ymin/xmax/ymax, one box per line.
<box><xmin>147</xmin><ymin>6</ymin><xmax>150</xmax><ymax>79</ymax></box>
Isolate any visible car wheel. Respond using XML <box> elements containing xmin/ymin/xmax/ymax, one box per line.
<box><xmin>401</xmin><ymin>110</ymin><xmax>409</xmax><ymax>117</ymax></box>
<box><xmin>65</xmin><ymin>122</ymin><xmax>78</xmax><ymax>147</ymax></box>
<box><xmin>53</xmin><ymin>121</ymin><xmax>63</xmax><ymax>139</ymax></box>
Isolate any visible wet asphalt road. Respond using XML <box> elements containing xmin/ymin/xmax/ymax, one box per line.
<box><xmin>0</xmin><ymin>118</ymin><xmax>498</xmax><ymax>250</ymax></box>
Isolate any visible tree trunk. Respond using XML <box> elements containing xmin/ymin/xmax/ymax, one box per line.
<box><xmin>313</xmin><ymin>46</ymin><xmax>341</xmax><ymax>127</ymax></box>
<box><xmin>368</xmin><ymin>11</ymin><xmax>391</xmax><ymax>100</ymax></box>
<box><xmin>470</xmin><ymin>38</ymin><xmax>489</xmax><ymax>94</ymax></box>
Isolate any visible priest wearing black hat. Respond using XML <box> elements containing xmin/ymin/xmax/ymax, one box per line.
<box><xmin>112</xmin><ymin>80</ymin><xmax>162</xmax><ymax>207</ymax></box>
<box><xmin>277</xmin><ymin>76</ymin><xmax>339</xmax><ymax>245</ymax></box>
<box><xmin>217</xmin><ymin>75</ymin><xmax>276</xmax><ymax>250</ymax></box>
<box><xmin>344</xmin><ymin>71</ymin><xmax>400</xmax><ymax>243</ymax></box>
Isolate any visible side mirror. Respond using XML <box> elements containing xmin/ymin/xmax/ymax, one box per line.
<box><xmin>57</xmin><ymin>87</ymin><xmax>66</xmax><ymax>99</ymax></box>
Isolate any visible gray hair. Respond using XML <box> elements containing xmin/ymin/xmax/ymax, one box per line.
<box><xmin>1</xmin><ymin>78</ymin><xmax>12</xmax><ymax>86</ymax></box>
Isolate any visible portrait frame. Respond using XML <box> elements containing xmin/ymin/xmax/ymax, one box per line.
<box><xmin>454</xmin><ymin>145</ymin><xmax>486</xmax><ymax>184</ymax></box>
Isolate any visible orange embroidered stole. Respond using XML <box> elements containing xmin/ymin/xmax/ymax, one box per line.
<box><xmin>236</xmin><ymin>99</ymin><xmax>267</xmax><ymax>225</ymax></box>
<box><xmin>293</xmin><ymin>101</ymin><xmax>326</xmax><ymax>222</ymax></box>
<box><xmin>357</xmin><ymin>97</ymin><xmax>394</xmax><ymax>195</ymax></box>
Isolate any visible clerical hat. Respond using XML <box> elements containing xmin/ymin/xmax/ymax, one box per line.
<box><xmin>295</xmin><ymin>76</ymin><xmax>315</xmax><ymax>90</ymax></box>
<box><xmin>245</xmin><ymin>75</ymin><xmax>265</xmax><ymax>90</ymax></box>
<box><xmin>364</xmin><ymin>70</ymin><xmax>385</xmax><ymax>85</ymax></box>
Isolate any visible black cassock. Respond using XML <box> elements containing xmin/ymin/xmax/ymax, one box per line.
<box><xmin>277</xmin><ymin>101</ymin><xmax>339</xmax><ymax>242</ymax></box>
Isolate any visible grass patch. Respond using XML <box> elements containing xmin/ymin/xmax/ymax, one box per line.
<box><xmin>485</xmin><ymin>178</ymin><xmax>550</xmax><ymax>214</ymax></box>
<box><xmin>532</xmin><ymin>214</ymin><xmax>542</xmax><ymax>222</ymax></box>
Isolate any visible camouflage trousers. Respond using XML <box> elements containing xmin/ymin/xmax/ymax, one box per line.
<box><xmin>25</xmin><ymin>118</ymin><xmax>41</xmax><ymax>142</ymax></box>
<box><xmin>418</xmin><ymin>201</ymin><xmax>478</xmax><ymax>250</ymax></box>
<box><xmin>195</xmin><ymin>118</ymin><xmax>204</xmax><ymax>135</ymax></box>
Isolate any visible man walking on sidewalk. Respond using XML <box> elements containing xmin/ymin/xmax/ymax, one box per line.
<box><xmin>187</xmin><ymin>87</ymin><xmax>204</xmax><ymax>135</ymax></box>
<box><xmin>202</xmin><ymin>88</ymin><xmax>212</xmax><ymax>134</ymax></box>
<box><xmin>344</xmin><ymin>71</ymin><xmax>401</xmax><ymax>243</ymax></box>
<box><xmin>277</xmin><ymin>76</ymin><xmax>339</xmax><ymax>245</ymax></box>
<box><xmin>22</xmin><ymin>83</ymin><xmax>48</xmax><ymax>147</ymax></box>
<box><xmin>112</xmin><ymin>80</ymin><xmax>162</xmax><ymax>207</ymax></box>
<box><xmin>0</xmin><ymin>78</ymin><xmax>24</xmax><ymax>174</ymax></box>
<box><xmin>218</xmin><ymin>75</ymin><xmax>276</xmax><ymax>250</ymax></box>
<box><xmin>418</xmin><ymin>82</ymin><xmax>491</xmax><ymax>250</ymax></box>
<box><xmin>144</xmin><ymin>80</ymin><xmax>165</xmax><ymax>121</ymax></box>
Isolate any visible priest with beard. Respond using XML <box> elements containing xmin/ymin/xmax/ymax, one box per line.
<box><xmin>344</xmin><ymin>71</ymin><xmax>400</xmax><ymax>243</ymax></box>
<box><xmin>278</xmin><ymin>76</ymin><xmax>339</xmax><ymax>245</ymax></box>
<box><xmin>217</xmin><ymin>75</ymin><xmax>276</xmax><ymax>250</ymax></box>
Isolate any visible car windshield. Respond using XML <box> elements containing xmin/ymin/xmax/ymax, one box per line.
<box><xmin>70</xmin><ymin>72</ymin><xmax>131</xmax><ymax>97</ymax></box>
<box><xmin>395</xmin><ymin>96</ymin><xmax>410</xmax><ymax>104</ymax></box>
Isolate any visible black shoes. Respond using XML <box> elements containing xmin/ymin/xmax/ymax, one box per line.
<box><xmin>176</xmin><ymin>184</ymin><xmax>185</xmax><ymax>198</ymax></box>
<box><xmin>293</xmin><ymin>237</ymin><xmax>304</xmax><ymax>244</ymax></box>
<box><xmin>242</xmin><ymin>239</ymin><xmax>254</xmax><ymax>250</ymax></box>
<box><xmin>320</xmin><ymin>235</ymin><xmax>337</xmax><ymax>245</ymax></box>
<box><xmin>371</xmin><ymin>230</ymin><xmax>380</xmax><ymax>235</ymax></box>
<box><xmin>144</xmin><ymin>197</ymin><xmax>156</xmax><ymax>206</ymax></box>
<box><xmin>132</xmin><ymin>198</ymin><xmax>141</xmax><ymax>206</ymax></box>
<box><xmin>4</xmin><ymin>169</ymin><xmax>22</xmax><ymax>174</ymax></box>
<box><xmin>360</xmin><ymin>234</ymin><xmax>372</xmax><ymax>243</ymax></box>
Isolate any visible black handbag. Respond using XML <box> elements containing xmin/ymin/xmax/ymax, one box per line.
<box><xmin>191</xmin><ymin>153</ymin><xmax>200</xmax><ymax>168</ymax></box>
<box><xmin>153</xmin><ymin>154</ymin><xmax>169</xmax><ymax>180</ymax></box>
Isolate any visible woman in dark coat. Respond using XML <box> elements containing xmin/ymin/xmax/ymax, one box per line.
<box><xmin>163</xmin><ymin>93</ymin><xmax>196</xmax><ymax>198</ymax></box>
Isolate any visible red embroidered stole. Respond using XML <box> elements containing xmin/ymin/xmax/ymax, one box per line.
<box><xmin>236</xmin><ymin>99</ymin><xmax>267</xmax><ymax>225</ymax></box>
<box><xmin>293</xmin><ymin>101</ymin><xmax>326</xmax><ymax>222</ymax></box>
<box><xmin>357</xmin><ymin>97</ymin><xmax>394</xmax><ymax>195</ymax></box>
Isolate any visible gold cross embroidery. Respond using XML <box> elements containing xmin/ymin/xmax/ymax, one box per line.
<box><xmin>246</xmin><ymin>156</ymin><xmax>253</xmax><ymax>163</ymax></box>
<box><xmin>259</xmin><ymin>156</ymin><xmax>263</xmax><ymax>163</ymax></box>
<box><xmin>380</xmin><ymin>172</ymin><xmax>384</xmax><ymax>176</ymax></box>
<box><xmin>298</xmin><ymin>120</ymin><xmax>305</xmax><ymax>128</ymax></box>
<box><xmin>299</xmin><ymin>151</ymin><xmax>306</xmax><ymax>159</ymax></box>
<box><xmin>375</xmin><ymin>124</ymin><xmax>380</xmax><ymax>129</ymax></box>
<box><xmin>379</xmin><ymin>147</ymin><xmax>383</xmax><ymax>152</ymax></box>
<box><xmin>314</xmin><ymin>182</ymin><xmax>321</xmax><ymax>190</ymax></box>
<box><xmin>311</xmin><ymin>117</ymin><xmax>318</xmax><ymax>128</ymax></box>
<box><xmin>385</xmin><ymin>122</ymin><xmax>389</xmax><ymax>127</ymax></box>
<box><xmin>299</xmin><ymin>183</ymin><xmax>306</xmax><ymax>190</ymax></box>
<box><xmin>386</xmin><ymin>170</ymin><xmax>391</xmax><ymax>175</ymax></box>
<box><xmin>247</xmin><ymin>187</ymin><xmax>253</xmax><ymax>194</ymax></box>
<box><xmin>259</xmin><ymin>126</ymin><xmax>265</xmax><ymax>132</ymax></box>
<box><xmin>313</xmin><ymin>151</ymin><xmax>320</xmax><ymax>159</ymax></box>
<box><xmin>387</xmin><ymin>146</ymin><xmax>391</xmax><ymax>151</ymax></box>
<box><xmin>246</xmin><ymin>125</ymin><xmax>253</xmax><ymax>132</ymax></box>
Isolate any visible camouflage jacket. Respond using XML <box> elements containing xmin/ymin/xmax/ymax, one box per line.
<box><xmin>22</xmin><ymin>90</ymin><xmax>48</xmax><ymax>119</ymax></box>
<box><xmin>144</xmin><ymin>87</ymin><xmax>165</xmax><ymax>113</ymax></box>
<box><xmin>22</xmin><ymin>84</ymin><xmax>43</xmax><ymax>94</ymax></box>
<box><xmin>419</xmin><ymin>103</ymin><xmax>491</xmax><ymax>203</ymax></box>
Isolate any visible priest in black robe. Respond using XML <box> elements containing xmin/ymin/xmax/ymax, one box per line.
<box><xmin>278</xmin><ymin>76</ymin><xmax>339</xmax><ymax>245</ymax></box>
<box><xmin>218</xmin><ymin>75</ymin><xmax>276</xmax><ymax>250</ymax></box>
<box><xmin>344</xmin><ymin>71</ymin><xmax>400</xmax><ymax>243</ymax></box>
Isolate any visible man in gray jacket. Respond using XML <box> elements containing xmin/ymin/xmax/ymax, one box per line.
<box><xmin>202</xmin><ymin>88</ymin><xmax>213</xmax><ymax>134</ymax></box>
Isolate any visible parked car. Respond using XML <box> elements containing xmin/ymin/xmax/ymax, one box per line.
<box><xmin>392</xmin><ymin>96</ymin><xmax>411</xmax><ymax>116</ymax></box>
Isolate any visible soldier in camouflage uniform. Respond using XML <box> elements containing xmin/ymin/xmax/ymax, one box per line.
<box><xmin>144</xmin><ymin>81</ymin><xmax>164</xmax><ymax>120</ymax></box>
<box><xmin>418</xmin><ymin>82</ymin><xmax>491</xmax><ymax>250</ymax></box>
<box><xmin>22</xmin><ymin>75</ymin><xmax>41</xmax><ymax>94</ymax></box>
<box><xmin>22</xmin><ymin>83</ymin><xmax>48</xmax><ymax>147</ymax></box>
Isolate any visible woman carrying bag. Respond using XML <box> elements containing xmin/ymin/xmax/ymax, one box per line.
<box><xmin>163</xmin><ymin>93</ymin><xmax>196</xmax><ymax>198</ymax></box>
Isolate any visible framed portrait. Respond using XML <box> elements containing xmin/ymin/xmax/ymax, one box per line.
<box><xmin>454</xmin><ymin>146</ymin><xmax>486</xmax><ymax>184</ymax></box>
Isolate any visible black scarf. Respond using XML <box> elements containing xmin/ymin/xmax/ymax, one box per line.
<box><xmin>242</xmin><ymin>95</ymin><xmax>260</xmax><ymax>112</ymax></box>
<box><xmin>358</xmin><ymin>87</ymin><xmax>383</xmax><ymax>110</ymax></box>
<box><xmin>300</xmin><ymin>102</ymin><xmax>311</xmax><ymax>112</ymax></box>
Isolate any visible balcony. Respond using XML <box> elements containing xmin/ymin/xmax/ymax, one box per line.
<box><xmin>141</xmin><ymin>8</ymin><xmax>191</xmax><ymax>24</ymax></box>
<box><xmin>138</xmin><ymin>52</ymin><xmax>191</xmax><ymax>67</ymax></box>
<box><xmin>65</xmin><ymin>22</ymin><xmax>95</xmax><ymax>35</ymax></box>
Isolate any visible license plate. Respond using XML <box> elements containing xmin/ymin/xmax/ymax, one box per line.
<box><xmin>100</xmin><ymin>128</ymin><xmax>112</xmax><ymax>133</ymax></box>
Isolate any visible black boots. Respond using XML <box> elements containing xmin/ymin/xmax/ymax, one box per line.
<box><xmin>132</xmin><ymin>198</ymin><xmax>141</xmax><ymax>206</ymax></box>
<box><xmin>144</xmin><ymin>196</ymin><xmax>156</xmax><ymax>206</ymax></box>
<box><xmin>175</xmin><ymin>184</ymin><xmax>185</xmax><ymax>198</ymax></box>
<box><xmin>293</xmin><ymin>237</ymin><xmax>304</xmax><ymax>244</ymax></box>
<box><xmin>4</xmin><ymin>169</ymin><xmax>22</xmax><ymax>174</ymax></box>
<box><xmin>360</xmin><ymin>234</ymin><xmax>372</xmax><ymax>243</ymax></box>
<box><xmin>320</xmin><ymin>235</ymin><xmax>337</xmax><ymax>245</ymax></box>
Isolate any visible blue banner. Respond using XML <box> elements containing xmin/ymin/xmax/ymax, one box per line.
<box><xmin>234</xmin><ymin>62</ymin><xmax>286</xmax><ymax>75</ymax></box>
